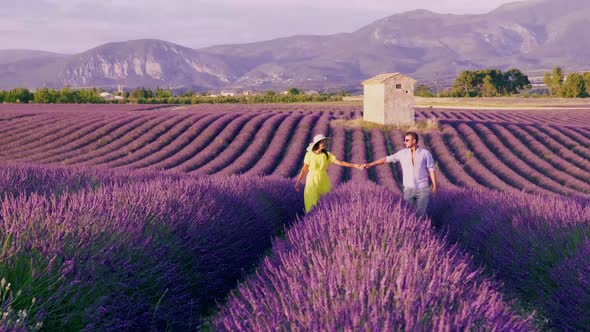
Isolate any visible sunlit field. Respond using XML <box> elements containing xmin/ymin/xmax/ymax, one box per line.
<box><xmin>0</xmin><ymin>103</ymin><xmax>588</xmax><ymax>330</ymax></box>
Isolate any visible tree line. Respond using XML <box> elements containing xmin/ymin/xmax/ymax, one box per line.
<box><xmin>543</xmin><ymin>67</ymin><xmax>590</xmax><ymax>98</ymax></box>
<box><xmin>417</xmin><ymin>67</ymin><xmax>590</xmax><ymax>98</ymax></box>
<box><xmin>416</xmin><ymin>68</ymin><xmax>532</xmax><ymax>97</ymax></box>
<box><xmin>0</xmin><ymin>86</ymin><xmax>344</xmax><ymax>104</ymax></box>
<box><xmin>0</xmin><ymin>87</ymin><xmax>104</xmax><ymax>104</ymax></box>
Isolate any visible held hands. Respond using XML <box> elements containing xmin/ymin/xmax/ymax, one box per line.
<box><xmin>353</xmin><ymin>163</ymin><xmax>372</xmax><ymax>170</ymax></box>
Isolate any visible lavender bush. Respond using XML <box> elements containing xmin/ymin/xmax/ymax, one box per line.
<box><xmin>214</xmin><ymin>183</ymin><xmax>534</xmax><ymax>331</ymax></box>
<box><xmin>429</xmin><ymin>189</ymin><xmax>590</xmax><ymax>330</ymax></box>
<box><xmin>242</xmin><ymin>112</ymin><xmax>306</xmax><ymax>176</ymax></box>
<box><xmin>193</xmin><ymin>112</ymin><xmax>275</xmax><ymax>174</ymax></box>
<box><xmin>0</xmin><ymin>165</ymin><xmax>302</xmax><ymax>330</ymax></box>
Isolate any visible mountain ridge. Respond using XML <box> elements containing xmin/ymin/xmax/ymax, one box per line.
<box><xmin>0</xmin><ymin>0</ymin><xmax>587</xmax><ymax>91</ymax></box>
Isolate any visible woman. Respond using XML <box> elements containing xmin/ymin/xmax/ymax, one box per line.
<box><xmin>295</xmin><ymin>134</ymin><xmax>362</xmax><ymax>212</ymax></box>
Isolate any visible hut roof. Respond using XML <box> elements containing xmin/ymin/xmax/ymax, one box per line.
<box><xmin>362</xmin><ymin>73</ymin><xmax>416</xmax><ymax>85</ymax></box>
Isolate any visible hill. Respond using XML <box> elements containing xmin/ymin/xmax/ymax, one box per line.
<box><xmin>0</xmin><ymin>0</ymin><xmax>588</xmax><ymax>91</ymax></box>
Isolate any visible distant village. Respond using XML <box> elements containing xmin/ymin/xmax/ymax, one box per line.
<box><xmin>93</xmin><ymin>85</ymin><xmax>323</xmax><ymax>101</ymax></box>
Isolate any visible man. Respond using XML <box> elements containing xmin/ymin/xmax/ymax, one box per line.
<box><xmin>363</xmin><ymin>131</ymin><xmax>437</xmax><ymax>217</ymax></box>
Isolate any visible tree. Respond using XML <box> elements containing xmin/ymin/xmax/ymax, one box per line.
<box><xmin>552</xmin><ymin>67</ymin><xmax>564</xmax><ymax>89</ymax></box>
<box><xmin>287</xmin><ymin>88</ymin><xmax>300</xmax><ymax>95</ymax></box>
<box><xmin>78</xmin><ymin>88</ymin><xmax>102</xmax><ymax>103</ymax></box>
<box><xmin>155</xmin><ymin>88</ymin><xmax>172</xmax><ymax>98</ymax></box>
<box><xmin>452</xmin><ymin>71</ymin><xmax>477</xmax><ymax>96</ymax></box>
<box><xmin>130</xmin><ymin>87</ymin><xmax>153</xmax><ymax>99</ymax></box>
<box><xmin>180</xmin><ymin>89</ymin><xmax>195</xmax><ymax>98</ymax></box>
<box><xmin>58</xmin><ymin>86</ymin><xmax>77</xmax><ymax>103</ymax></box>
<box><xmin>504</xmin><ymin>68</ymin><xmax>531</xmax><ymax>94</ymax></box>
<box><xmin>34</xmin><ymin>88</ymin><xmax>58</xmax><ymax>103</ymax></box>
<box><xmin>543</xmin><ymin>72</ymin><xmax>554</xmax><ymax>96</ymax></box>
<box><xmin>560</xmin><ymin>73</ymin><xmax>587</xmax><ymax>98</ymax></box>
<box><xmin>414</xmin><ymin>84</ymin><xmax>433</xmax><ymax>97</ymax></box>
<box><xmin>544</xmin><ymin>67</ymin><xmax>564</xmax><ymax>96</ymax></box>
<box><xmin>5</xmin><ymin>88</ymin><xmax>33</xmax><ymax>103</ymax></box>
<box><xmin>482</xmin><ymin>75</ymin><xmax>498</xmax><ymax>97</ymax></box>
<box><xmin>449</xmin><ymin>68</ymin><xmax>530</xmax><ymax>97</ymax></box>
<box><xmin>583</xmin><ymin>72</ymin><xmax>590</xmax><ymax>96</ymax></box>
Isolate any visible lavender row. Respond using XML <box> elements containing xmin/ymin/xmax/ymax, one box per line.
<box><xmin>49</xmin><ymin>113</ymin><xmax>163</xmax><ymax>165</ymax></box>
<box><xmin>564</xmin><ymin>126</ymin><xmax>590</xmax><ymax>147</ymax></box>
<box><xmin>81</xmin><ymin>113</ymin><xmax>187</xmax><ymax>167</ymax></box>
<box><xmin>503</xmin><ymin>124</ymin><xmax>590</xmax><ymax>191</ymax></box>
<box><xmin>169</xmin><ymin>112</ymin><xmax>261</xmax><ymax>172</ymax></box>
<box><xmin>2</xmin><ymin>114</ymin><xmax>105</xmax><ymax>156</ymax></box>
<box><xmin>111</xmin><ymin>113</ymin><xmax>210</xmax><ymax>169</ymax></box>
<box><xmin>216</xmin><ymin>112</ymin><xmax>290</xmax><ymax>176</ymax></box>
<box><xmin>465</xmin><ymin>122</ymin><xmax>554</xmax><ymax>195</ymax></box>
<box><xmin>486</xmin><ymin>123</ymin><xmax>583</xmax><ymax>196</ymax></box>
<box><xmin>368</xmin><ymin>128</ymin><xmax>401</xmax><ymax>192</ymax></box>
<box><xmin>241</xmin><ymin>112</ymin><xmax>305</xmax><ymax>176</ymax></box>
<box><xmin>270</xmin><ymin>113</ymin><xmax>321</xmax><ymax>178</ymax></box>
<box><xmin>429</xmin><ymin>189</ymin><xmax>590</xmax><ymax>330</ymax></box>
<box><xmin>146</xmin><ymin>112</ymin><xmax>235</xmax><ymax>170</ymax></box>
<box><xmin>0</xmin><ymin>169</ymin><xmax>302</xmax><ymax>330</ymax></box>
<box><xmin>0</xmin><ymin>112</ymin><xmax>106</xmax><ymax>151</ymax></box>
<box><xmin>36</xmin><ymin>114</ymin><xmax>151</xmax><ymax>164</ymax></box>
<box><xmin>462</xmin><ymin>121</ymin><xmax>584</xmax><ymax>196</ymax></box>
<box><xmin>521</xmin><ymin>125</ymin><xmax>590</xmax><ymax>179</ymax></box>
<box><xmin>451</xmin><ymin>122</ymin><xmax>545</xmax><ymax>194</ymax></box>
<box><xmin>14</xmin><ymin>114</ymin><xmax>133</xmax><ymax>162</ymax></box>
<box><xmin>25</xmin><ymin>114</ymin><xmax>138</xmax><ymax>163</ymax></box>
<box><xmin>131</xmin><ymin>113</ymin><xmax>225</xmax><ymax>170</ymax></box>
<box><xmin>423</xmin><ymin>130</ymin><xmax>485</xmax><ymax>190</ymax></box>
<box><xmin>545</xmin><ymin>125</ymin><xmax>590</xmax><ymax>162</ymax></box>
<box><xmin>348</xmin><ymin>127</ymin><xmax>369</xmax><ymax>183</ymax></box>
<box><xmin>326</xmin><ymin>124</ymin><xmax>346</xmax><ymax>186</ymax></box>
<box><xmin>0</xmin><ymin>161</ymin><xmax>178</xmax><ymax>198</ymax></box>
<box><xmin>63</xmin><ymin>113</ymin><xmax>169</xmax><ymax>165</ymax></box>
<box><xmin>8</xmin><ymin>114</ymin><xmax>124</xmax><ymax>160</ymax></box>
<box><xmin>192</xmin><ymin>112</ymin><xmax>276</xmax><ymax>174</ymax></box>
<box><xmin>440</xmin><ymin>124</ymin><xmax>514</xmax><ymax>192</ymax></box>
<box><xmin>0</xmin><ymin>113</ymin><xmax>56</xmax><ymax>141</ymax></box>
<box><xmin>214</xmin><ymin>183</ymin><xmax>534</xmax><ymax>331</ymax></box>
<box><xmin>0</xmin><ymin>103</ymin><xmax>175</xmax><ymax>113</ymax></box>
<box><xmin>100</xmin><ymin>113</ymin><xmax>196</xmax><ymax>168</ymax></box>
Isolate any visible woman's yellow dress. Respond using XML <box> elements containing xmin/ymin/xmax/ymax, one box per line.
<box><xmin>303</xmin><ymin>151</ymin><xmax>336</xmax><ymax>212</ymax></box>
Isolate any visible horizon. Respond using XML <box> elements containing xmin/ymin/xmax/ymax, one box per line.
<box><xmin>2</xmin><ymin>0</ymin><xmax>520</xmax><ymax>54</ymax></box>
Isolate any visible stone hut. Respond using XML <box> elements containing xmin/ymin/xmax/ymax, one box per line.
<box><xmin>362</xmin><ymin>73</ymin><xmax>416</xmax><ymax>126</ymax></box>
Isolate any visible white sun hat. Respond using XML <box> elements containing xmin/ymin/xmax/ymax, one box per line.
<box><xmin>306</xmin><ymin>134</ymin><xmax>331</xmax><ymax>152</ymax></box>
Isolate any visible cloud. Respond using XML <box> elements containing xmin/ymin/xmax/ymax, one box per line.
<box><xmin>0</xmin><ymin>0</ymin><xmax>62</xmax><ymax>17</ymax></box>
<box><xmin>0</xmin><ymin>0</ymin><xmax>518</xmax><ymax>53</ymax></box>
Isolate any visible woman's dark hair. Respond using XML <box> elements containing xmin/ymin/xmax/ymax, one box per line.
<box><xmin>313</xmin><ymin>140</ymin><xmax>329</xmax><ymax>159</ymax></box>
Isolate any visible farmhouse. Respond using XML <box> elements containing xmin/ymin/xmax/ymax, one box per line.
<box><xmin>99</xmin><ymin>92</ymin><xmax>113</xmax><ymax>99</ymax></box>
<box><xmin>362</xmin><ymin>73</ymin><xmax>416</xmax><ymax>126</ymax></box>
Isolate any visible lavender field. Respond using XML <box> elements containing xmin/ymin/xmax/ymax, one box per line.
<box><xmin>0</xmin><ymin>103</ymin><xmax>589</xmax><ymax>330</ymax></box>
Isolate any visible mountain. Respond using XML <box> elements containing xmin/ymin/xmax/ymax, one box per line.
<box><xmin>0</xmin><ymin>50</ymin><xmax>69</xmax><ymax>89</ymax></box>
<box><xmin>58</xmin><ymin>39</ymin><xmax>246</xmax><ymax>90</ymax></box>
<box><xmin>0</xmin><ymin>0</ymin><xmax>588</xmax><ymax>91</ymax></box>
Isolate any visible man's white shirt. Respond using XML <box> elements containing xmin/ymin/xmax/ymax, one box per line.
<box><xmin>385</xmin><ymin>147</ymin><xmax>435</xmax><ymax>189</ymax></box>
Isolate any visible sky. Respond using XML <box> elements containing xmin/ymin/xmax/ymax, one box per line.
<box><xmin>0</xmin><ymin>0</ymin><xmax>521</xmax><ymax>54</ymax></box>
